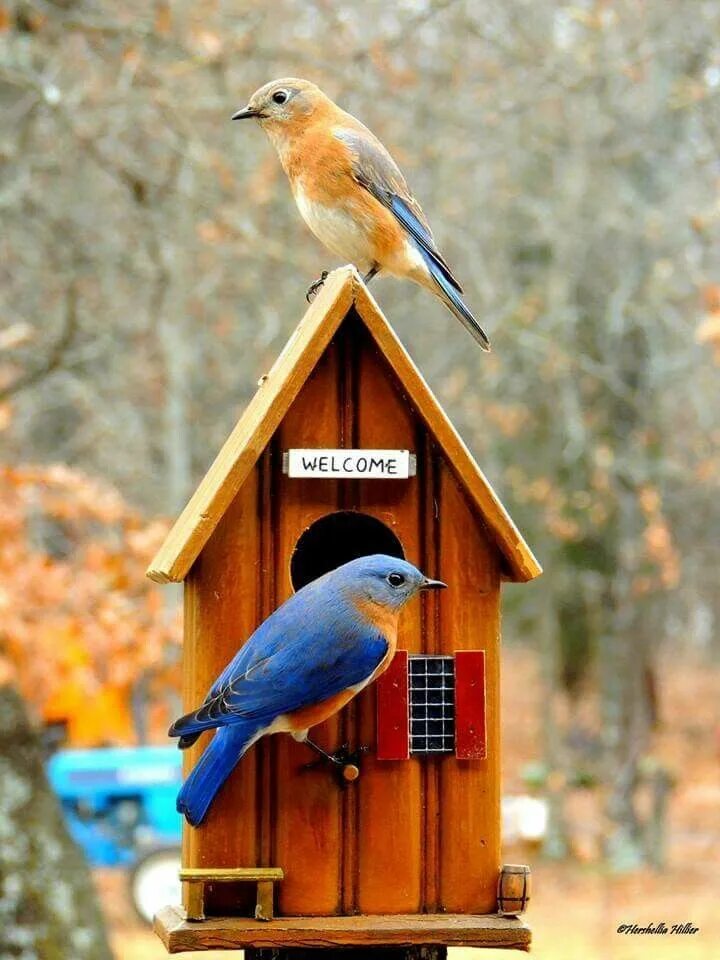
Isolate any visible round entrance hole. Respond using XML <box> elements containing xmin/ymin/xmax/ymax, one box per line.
<box><xmin>290</xmin><ymin>511</ymin><xmax>405</xmax><ymax>591</ymax></box>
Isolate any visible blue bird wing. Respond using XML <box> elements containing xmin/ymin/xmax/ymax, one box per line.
<box><xmin>334</xmin><ymin>127</ymin><xmax>462</xmax><ymax>293</ymax></box>
<box><xmin>169</xmin><ymin>585</ymin><xmax>388</xmax><ymax>741</ymax></box>
<box><xmin>334</xmin><ymin>126</ymin><xmax>491</xmax><ymax>351</ymax></box>
<box><xmin>174</xmin><ymin>624</ymin><xmax>265</xmax><ymax>748</ymax></box>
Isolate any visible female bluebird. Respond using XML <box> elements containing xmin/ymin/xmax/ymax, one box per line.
<box><xmin>232</xmin><ymin>79</ymin><xmax>491</xmax><ymax>350</ymax></box>
<box><xmin>170</xmin><ymin>554</ymin><xmax>445</xmax><ymax>826</ymax></box>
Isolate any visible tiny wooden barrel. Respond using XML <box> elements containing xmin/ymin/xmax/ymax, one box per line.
<box><xmin>497</xmin><ymin>864</ymin><xmax>531</xmax><ymax>916</ymax></box>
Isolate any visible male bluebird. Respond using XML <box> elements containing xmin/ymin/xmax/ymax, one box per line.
<box><xmin>232</xmin><ymin>79</ymin><xmax>491</xmax><ymax>350</ymax></box>
<box><xmin>170</xmin><ymin>554</ymin><xmax>446</xmax><ymax>826</ymax></box>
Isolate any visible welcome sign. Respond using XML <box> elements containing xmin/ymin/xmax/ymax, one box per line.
<box><xmin>284</xmin><ymin>449</ymin><xmax>415</xmax><ymax>479</ymax></box>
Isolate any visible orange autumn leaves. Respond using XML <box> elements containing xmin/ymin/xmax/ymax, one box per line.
<box><xmin>637</xmin><ymin>485</ymin><xmax>680</xmax><ymax>593</ymax></box>
<box><xmin>0</xmin><ymin>465</ymin><xmax>180</xmax><ymax>745</ymax></box>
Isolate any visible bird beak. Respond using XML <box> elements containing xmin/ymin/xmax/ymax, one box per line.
<box><xmin>231</xmin><ymin>106</ymin><xmax>259</xmax><ymax>121</ymax></box>
<box><xmin>420</xmin><ymin>577</ymin><xmax>447</xmax><ymax>591</ymax></box>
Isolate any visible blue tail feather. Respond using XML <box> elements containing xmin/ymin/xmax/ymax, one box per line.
<box><xmin>417</xmin><ymin>244</ymin><xmax>491</xmax><ymax>351</ymax></box>
<box><xmin>169</xmin><ymin>710</ymin><xmax>219</xmax><ymax>741</ymax></box>
<box><xmin>176</xmin><ymin>722</ymin><xmax>262</xmax><ymax>827</ymax></box>
<box><xmin>390</xmin><ymin>196</ymin><xmax>461</xmax><ymax>292</ymax></box>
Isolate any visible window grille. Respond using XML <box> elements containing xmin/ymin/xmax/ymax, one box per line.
<box><xmin>408</xmin><ymin>656</ymin><xmax>455</xmax><ymax>755</ymax></box>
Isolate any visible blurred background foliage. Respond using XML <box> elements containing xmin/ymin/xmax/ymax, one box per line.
<box><xmin>1</xmin><ymin>0</ymin><xmax>719</xmax><ymax>876</ymax></box>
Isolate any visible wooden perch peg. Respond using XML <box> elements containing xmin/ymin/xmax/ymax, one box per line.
<box><xmin>342</xmin><ymin>762</ymin><xmax>360</xmax><ymax>782</ymax></box>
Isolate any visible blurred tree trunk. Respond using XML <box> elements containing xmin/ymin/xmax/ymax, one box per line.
<box><xmin>600</xmin><ymin>323</ymin><xmax>656</xmax><ymax>870</ymax></box>
<box><xmin>540</xmin><ymin>590</ymin><xmax>569</xmax><ymax>859</ymax></box>
<box><xmin>0</xmin><ymin>683</ymin><xmax>112</xmax><ymax>960</ymax></box>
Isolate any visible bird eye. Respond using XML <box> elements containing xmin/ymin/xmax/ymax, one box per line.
<box><xmin>272</xmin><ymin>90</ymin><xmax>289</xmax><ymax>105</ymax></box>
<box><xmin>387</xmin><ymin>572</ymin><xmax>405</xmax><ymax>587</ymax></box>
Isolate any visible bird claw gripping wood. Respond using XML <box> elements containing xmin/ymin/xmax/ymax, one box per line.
<box><xmin>306</xmin><ymin>271</ymin><xmax>329</xmax><ymax>302</ymax></box>
<box><xmin>333</xmin><ymin>742</ymin><xmax>368</xmax><ymax>784</ymax></box>
<box><xmin>303</xmin><ymin>742</ymin><xmax>368</xmax><ymax>784</ymax></box>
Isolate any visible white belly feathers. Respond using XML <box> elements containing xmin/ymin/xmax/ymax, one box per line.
<box><xmin>294</xmin><ymin>186</ymin><xmax>374</xmax><ymax>269</ymax></box>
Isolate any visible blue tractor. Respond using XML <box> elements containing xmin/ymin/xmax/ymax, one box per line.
<box><xmin>48</xmin><ymin>745</ymin><xmax>183</xmax><ymax>922</ymax></box>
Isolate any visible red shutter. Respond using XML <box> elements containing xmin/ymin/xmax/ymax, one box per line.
<box><xmin>376</xmin><ymin>650</ymin><xmax>409</xmax><ymax>760</ymax></box>
<box><xmin>454</xmin><ymin>650</ymin><xmax>487</xmax><ymax>760</ymax></box>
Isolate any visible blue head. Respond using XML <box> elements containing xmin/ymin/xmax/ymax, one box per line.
<box><xmin>328</xmin><ymin>554</ymin><xmax>446</xmax><ymax>611</ymax></box>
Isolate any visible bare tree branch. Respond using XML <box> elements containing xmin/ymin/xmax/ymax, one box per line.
<box><xmin>0</xmin><ymin>284</ymin><xmax>79</xmax><ymax>400</ymax></box>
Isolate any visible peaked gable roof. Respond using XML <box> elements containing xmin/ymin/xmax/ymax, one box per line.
<box><xmin>147</xmin><ymin>267</ymin><xmax>541</xmax><ymax>585</ymax></box>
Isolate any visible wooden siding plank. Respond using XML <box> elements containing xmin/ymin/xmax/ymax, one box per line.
<box><xmin>181</xmin><ymin>472</ymin><xmax>262</xmax><ymax>914</ymax></box>
<box><xmin>421</xmin><ymin>439</ymin><xmax>442</xmax><ymax>914</ymax></box>
<box><xmin>355</xmin><ymin>327</ymin><xmax>423</xmax><ymax>914</ymax></box>
<box><xmin>257</xmin><ymin>449</ymin><xmax>276</xmax><ymax>870</ymax></box>
<box><xmin>337</xmin><ymin>325</ymin><xmax>359</xmax><ymax>917</ymax></box>
<box><xmin>271</xmin><ymin>339</ymin><xmax>344</xmax><ymax>917</ymax></box>
<box><xmin>436</xmin><ymin>464</ymin><xmax>501</xmax><ymax>914</ymax></box>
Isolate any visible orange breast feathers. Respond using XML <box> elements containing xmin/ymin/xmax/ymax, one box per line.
<box><xmin>284</xmin><ymin>598</ymin><xmax>399</xmax><ymax>734</ymax></box>
<box><xmin>276</xmin><ymin>103</ymin><xmax>356</xmax><ymax>189</ymax></box>
<box><xmin>285</xmin><ymin>127</ymin><xmax>363</xmax><ymax>213</ymax></box>
<box><xmin>287</xmin><ymin>687</ymin><xmax>359</xmax><ymax>732</ymax></box>
<box><xmin>352</xmin><ymin>597</ymin><xmax>400</xmax><ymax>681</ymax></box>
<box><xmin>276</xmin><ymin>117</ymin><xmax>409</xmax><ymax>269</ymax></box>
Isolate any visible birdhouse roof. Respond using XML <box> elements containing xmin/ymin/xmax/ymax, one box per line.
<box><xmin>147</xmin><ymin>267</ymin><xmax>541</xmax><ymax>585</ymax></box>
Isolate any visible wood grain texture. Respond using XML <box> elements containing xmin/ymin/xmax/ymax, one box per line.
<box><xmin>420</xmin><ymin>436</ymin><xmax>442</xmax><ymax>914</ymax></box>
<box><xmin>271</xmin><ymin>338</ymin><xmax>344</xmax><ymax>917</ymax></box>
<box><xmin>181</xmin><ymin>474</ymin><xmax>262</xmax><ymax>905</ymax></box>
<box><xmin>258</xmin><ymin>449</ymin><xmax>276</xmax><ymax>871</ymax></box>
<box><xmin>180</xmin><ymin>868</ymin><xmax>284</xmax><ymax>881</ymax></box>
<box><xmin>355</xmin><ymin>324</ymin><xmax>423</xmax><ymax>914</ymax></box>
<box><xmin>437</xmin><ymin>465</ymin><xmax>501</xmax><ymax>914</ymax></box>
<box><xmin>183</xmin><ymin>880</ymin><xmax>205</xmax><ymax>921</ymax></box>
<box><xmin>247</xmin><ymin>949</ymin><xmax>447</xmax><ymax>960</ymax></box>
<box><xmin>155</xmin><ymin>906</ymin><xmax>531</xmax><ymax>953</ymax></box>
<box><xmin>497</xmin><ymin>864</ymin><xmax>531</xmax><ymax>916</ymax></box>
<box><xmin>148</xmin><ymin>268</ymin><xmax>541</xmax><ymax>585</ymax></box>
<box><xmin>337</xmin><ymin>324</ymin><xmax>359</xmax><ymax>918</ymax></box>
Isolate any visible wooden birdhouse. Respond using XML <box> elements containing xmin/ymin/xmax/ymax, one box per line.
<box><xmin>149</xmin><ymin>267</ymin><xmax>541</xmax><ymax>954</ymax></box>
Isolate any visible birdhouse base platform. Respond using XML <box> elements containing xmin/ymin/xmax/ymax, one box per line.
<box><xmin>154</xmin><ymin>906</ymin><xmax>531</xmax><ymax>952</ymax></box>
